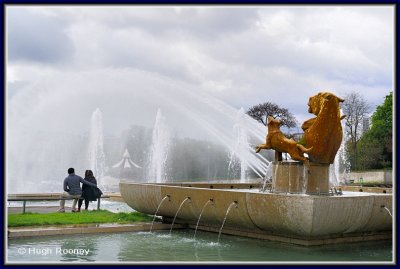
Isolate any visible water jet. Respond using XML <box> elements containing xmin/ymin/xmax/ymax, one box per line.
<box><xmin>88</xmin><ymin>108</ymin><xmax>106</xmax><ymax>186</ymax></box>
<box><xmin>150</xmin><ymin>195</ymin><xmax>170</xmax><ymax>232</ymax></box>
<box><xmin>218</xmin><ymin>201</ymin><xmax>238</xmax><ymax>243</ymax></box>
<box><xmin>170</xmin><ymin>197</ymin><xmax>191</xmax><ymax>234</ymax></box>
<box><xmin>194</xmin><ymin>199</ymin><xmax>214</xmax><ymax>239</ymax></box>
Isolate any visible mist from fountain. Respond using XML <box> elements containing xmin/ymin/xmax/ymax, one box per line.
<box><xmin>164</xmin><ymin>92</ymin><xmax>271</xmax><ymax>181</ymax></box>
<box><xmin>340</xmin><ymin>126</ymin><xmax>352</xmax><ymax>181</ymax></box>
<box><xmin>7</xmin><ymin>69</ymin><xmax>271</xmax><ymax>193</ymax></box>
<box><xmin>88</xmin><ymin>108</ymin><xmax>106</xmax><ymax>186</ymax></box>
<box><xmin>148</xmin><ymin>109</ymin><xmax>171</xmax><ymax>183</ymax></box>
<box><xmin>329</xmin><ymin>165</ymin><xmax>339</xmax><ymax>187</ymax></box>
<box><xmin>331</xmin><ymin>117</ymin><xmax>351</xmax><ymax>187</ymax></box>
<box><xmin>228</xmin><ymin>108</ymin><xmax>252</xmax><ymax>183</ymax></box>
<box><xmin>260</xmin><ymin>164</ymin><xmax>273</xmax><ymax>192</ymax></box>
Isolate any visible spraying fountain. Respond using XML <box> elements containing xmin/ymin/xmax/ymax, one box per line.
<box><xmin>120</xmin><ymin>91</ymin><xmax>392</xmax><ymax>246</ymax></box>
<box><xmin>8</xmin><ymin>69</ymin><xmax>270</xmax><ymax>193</ymax></box>
<box><xmin>228</xmin><ymin>108</ymin><xmax>251</xmax><ymax>183</ymax></box>
<box><xmin>88</xmin><ymin>108</ymin><xmax>106</xmax><ymax>186</ymax></box>
<box><xmin>147</xmin><ymin>108</ymin><xmax>171</xmax><ymax>183</ymax></box>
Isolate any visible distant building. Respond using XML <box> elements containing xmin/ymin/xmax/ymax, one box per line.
<box><xmin>111</xmin><ymin>149</ymin><xmax>143</xmax><ymax>180</ymax></box>
<box><xmin>362</xmin><ymin>117</ymin><xmax>370</xmax><ymax>134</ymax></box>
<box><xmin>291</xmin><ymin>133</ymin><xmax>304</xmax><ymax>142</ymax></box>
<box><xmin>113</xmin><ymin>149</ymin><xmax>142</xmax><ymax>169</ymax></box>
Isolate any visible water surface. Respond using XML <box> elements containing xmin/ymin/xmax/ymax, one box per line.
<box><xmin>8</xmin><ymin>230</ymin><xmax>392</xmax><ymax>263</ymax></box>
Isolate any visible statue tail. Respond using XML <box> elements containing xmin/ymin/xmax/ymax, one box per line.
<box><xmin>297</xmin><ymin>144</ymin><xmax>313</xmax><ymax>153</ymax></box>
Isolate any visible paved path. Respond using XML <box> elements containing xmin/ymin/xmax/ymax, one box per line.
<box><xmin>8</xmin><ymin>206</ymin><xmax>73</xmax><ymax>214</ymax></box>
<box><xmin>7</xmin><ymin>192</ymin><xmax>124</xmax><ymax>214</ymax></box>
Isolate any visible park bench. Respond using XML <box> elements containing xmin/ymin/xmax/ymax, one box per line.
<box><xmin>7</xmin><ymin>194</ymin><xmax>111</xmax><ymax>213</ymax></box>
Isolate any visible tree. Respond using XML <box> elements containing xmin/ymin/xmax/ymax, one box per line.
<box><xmin>246</xmin><ymin>102</ymin><xmax>297</xmax><ymax>128</ymax></box>
<box><xmin>370</xmin><ymin>92</ymin><xmax>392</xmax><ymax>159</ymax></box>
<box><xmin>356</xmin><ymin>137</ymin><xmax>384</xmax><ymax>170</ymax></box>
<box><xmin>358</xmin><ymin>92</ymin><xmax>392</xmax><ymax>169</ymax></box>
<box><xmin>341</xmin><ymin>92</ymin><xmax>371</xmax><ymax>170</ymax></box>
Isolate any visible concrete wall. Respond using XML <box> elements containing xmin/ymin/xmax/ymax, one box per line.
<box><xmin>346</xmin><ymin>170</ymin><xmax>392</xmax><ymax>184</ymax></box>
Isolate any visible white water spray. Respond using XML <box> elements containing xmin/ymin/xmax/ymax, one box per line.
<box><xmin>148</xmin><ymin>109</ymin><xmax>170</xmax><ymax>183</ymax></box>
<box><xmin>8</xmin><ymin>69</ymin><xmax>271</xmax><ymax>192</ymax></box>
<box><xmin>331</xmin><ymin>116</ymin><xmax>351</xmax><ymax>186</ymax></box>
<box><xmin>228</xmin><ymin>108</ymin><xmax>252</xmax><ymax>183</ymax></box>
<box><xmin>88</xmin><ymin>108</ymin><xmax>106</xmax><ymax>186</ymax></box>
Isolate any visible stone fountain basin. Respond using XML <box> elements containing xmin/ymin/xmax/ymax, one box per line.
<box><xmin>119</xmin><ymin>182</ymin><xmax>392</xmax><ymax>238</ymax></box>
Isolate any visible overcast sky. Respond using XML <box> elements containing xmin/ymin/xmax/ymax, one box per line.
<box><xmin>6</xmin><ymin>5</ymin><xmax>394</xmax><ymax>134</ymax></box>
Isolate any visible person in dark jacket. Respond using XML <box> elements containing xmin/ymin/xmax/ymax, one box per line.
<box><xmin>58</xmin><ymin>168</ymin><xmax>97</xmax><ymax>213</ymax></box>
<box><xmin>78</xmin><ymin>170</ymin><xmax>99</xmax><ymax>212</ymax></box>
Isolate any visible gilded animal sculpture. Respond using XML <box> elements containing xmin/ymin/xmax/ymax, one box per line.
<box><xmin>256</xmin><ymin>116</ymin><xmax>312</xmax><ymax>163</ymax></box>
<box><xmin>301</xmin><ymin>92</ymin><xmax>345</xmax><ymax>164</ymax></box>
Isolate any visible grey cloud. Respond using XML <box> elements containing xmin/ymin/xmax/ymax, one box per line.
<box><xmin>7</xmin><ymin>8</ymin><xmax>74</xmax><ymax>63</ymax></box>
<box><xmin>30</xmin><ymin>6</ymin><xmax>391</xmax><ymax>91</ymax></box>
<box><xmin>67</xmin><ymin>7</ymin><xmax>258</xmax><ymax>40</ymax></box>
<box><xmin>7</xmin><ymin>80</ymin><xmax>29</xmax><ymax>100</ymax></box>
<box><xmin>66</xmin><ymin>22</ymin><xmax>199</xmax><ymax>83</ymax></box>
<box><xmin>7</xmin><ymin>6</ymin><xmax>393</xmax><ymax>124</ymax></box>
<box><xmin>206</xmin><ymin>30</ymin><xmax>390</xmax><ymax>89</ymax></box>
<box><xmin>178</xmin><ymin>8</ymin><xmax>259</xmax><ymax>38</ymax></box>
<box><xmin>200</xmin><ymin>7</ymin><xmax>393</xmax><ymax>89</ymax></box>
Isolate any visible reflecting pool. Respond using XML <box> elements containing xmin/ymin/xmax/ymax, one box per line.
<box><xmin>8</xmin><ymin>230</ymin><xmax>392</xmax><ymax>263</ymax></box>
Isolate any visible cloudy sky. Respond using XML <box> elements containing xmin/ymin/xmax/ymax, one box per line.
<box><xmin>7</xmin><ymin>5</ymin><xmax>394</xmax><ymax>134</ymax></box>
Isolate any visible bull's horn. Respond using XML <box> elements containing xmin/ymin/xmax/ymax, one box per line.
<box><xmin>338</xmin><ymin>97</ymin><xmax>344</xmax><ymax>102</ymax></box>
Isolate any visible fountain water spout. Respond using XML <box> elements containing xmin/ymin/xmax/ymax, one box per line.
<box><xmin>260</xmin><ymin>173</ymin><xmax>271</xmax><ymax>193</ymax></box>
<box><xmin>381</xmin><ymin>205</ymin><xmax>392</xmax><ymax>218</ymax></box>
<box><xmin>217</xmin><ymin>201</ymin><xmax>238</xmax><ymax>243</ymax></box>
<box><xmin>193</xmin><ymin>199</ymin><xmax>214</xmax><ymax>239</ymax></box>
<box><xmin>169</xmin><ymin>197</ymin><xmax>191</xmax><ymax>234</ymax></box>
<box><xmin>148</xmin><ymin>108</ymin><xmax>170</xmax><ymax>183</ymax></box>
<box><xmin>150</xmin><ymin>195</ymin><xmax>170</xmax><ymax>232</ymax></box>
<box><xmin>88</xmin><ymin>108</ymin><xmax>106</xmax><ymax>187</ymax></box>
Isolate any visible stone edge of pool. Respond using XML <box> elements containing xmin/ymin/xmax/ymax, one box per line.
<box><xmin>8</xmin><ymin>222</ymin><xmax>392</xmax><ymax>247</ymax></box>
<box><xmin>7</xmin><ymin>222</ymin><xmax>186</xmax><ymax>239</ymax></box>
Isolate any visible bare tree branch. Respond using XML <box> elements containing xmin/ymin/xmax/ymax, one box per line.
<box><xmin>341</xmin><ymin>91</ymin><xmax>371</xmax><ymax>170</ymax></box>
<box><xmin>246</xmin><ymin>102</ymin><xmax>297</xmax><ymax>128</ymax></box>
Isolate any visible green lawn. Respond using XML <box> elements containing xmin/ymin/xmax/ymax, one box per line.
<box><xmin>8</xmin><ymin>210</ymin><xmax>155</xmax><ymax>227</ymax></box>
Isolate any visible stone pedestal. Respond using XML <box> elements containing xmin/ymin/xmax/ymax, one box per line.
<box><xmin>272</xmin><ymin>162</ymin><xmax>330</xmax><ymax>194</ymax></box>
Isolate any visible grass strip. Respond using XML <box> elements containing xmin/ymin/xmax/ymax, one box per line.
<box><xmin>8</xmin><ymin>210</ymin><xmax>154</xmax><ymax>227</ymax></box>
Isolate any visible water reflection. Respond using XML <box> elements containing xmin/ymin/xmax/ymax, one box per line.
<box><xmin>58</xmin><ymin>236</ymin><xmax>97</xmax><ymax>262</ymax></box>
<box><xmin>8</xmin><ymin>230</ymin><xmax>392</xmax><ymax>263</ymax></box>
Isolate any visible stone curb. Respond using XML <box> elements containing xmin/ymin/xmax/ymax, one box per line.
<box><xmin>8</xmin><ymin>222</ymin><xmax>186</xmax><ymax>238</ymax></box>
